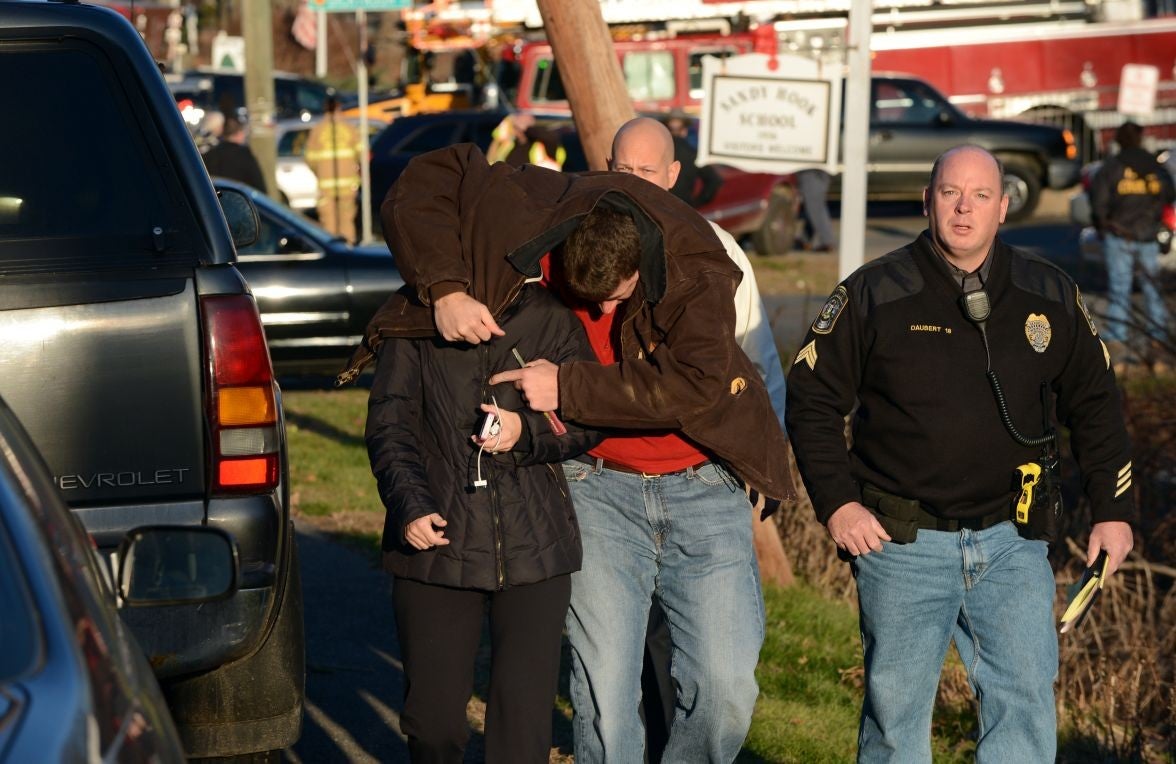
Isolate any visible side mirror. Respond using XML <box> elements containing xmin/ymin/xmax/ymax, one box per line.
<box><xmin>217</xmin><ymin>187</ymin><xmax>260</xmax><ymax>248</ymax></box>
<box><xmin>117</xmin><ymin>526</ymin><xmax>239</xmax><ymax>607</ymax></box>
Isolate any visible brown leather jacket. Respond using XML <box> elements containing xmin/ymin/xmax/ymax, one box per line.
<box><xmin>339</xmin><ymin>143</ymin><xmax>794</xmax><ymax>502</ymax></box>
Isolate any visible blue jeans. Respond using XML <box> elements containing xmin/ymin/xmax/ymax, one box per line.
<box><xmin>852</xmin><ymin>522</ymin><xmax>1057</xmax><ymax>763</ymax></box>
<box><xmin>562</xmin><ymin>460</ymin><xmax>765</xmax><ymax>764</ymax></box>
<box><xmin>1104</xmin><ymin>233</ymin><xmax>1168</xmax><ymax>343</ymax></box>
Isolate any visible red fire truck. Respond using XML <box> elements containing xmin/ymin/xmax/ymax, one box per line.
<box><xmin>868</xmin><ymin>14</ymin><xmax>1176</xmax><ymax>161</ymax></box>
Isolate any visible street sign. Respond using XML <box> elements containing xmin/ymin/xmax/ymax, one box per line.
<box><xmin>309</xmin><ymin>0</ymin><xmax>411</xmax><ymax>11</ymax></box>
<box><xmin>1118</xmin><ymin>63</ymin><xmax>1159</xmax><ymax>116</ymax></box>
<box><xmin>211</xmin><ymin>32</ymin><xmax>245</xmax><ymax>72</ymax></box>
<box><xmin>698</xmin><ymin>52</ymin><xmax>841</xmax><ymax>175</ymax></box>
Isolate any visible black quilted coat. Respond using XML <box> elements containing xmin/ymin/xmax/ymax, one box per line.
<box><xmin>366</xmin><ymin>284</ymin><xmax>600</xmax><ymax>591</ymax></box>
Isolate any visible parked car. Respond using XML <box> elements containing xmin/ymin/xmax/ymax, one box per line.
<box><xmin>368</xmin><ymin>108</ymin><xmax>507</xmax><ymax>218</ymax></box>
<box><xmin>367</xmin><ymin>109</ymin><xmax>800</xmax><ymax>254</ymax></box>
<box><xmin>168</xmin><ymin>67</ymin><xmax>333</xmax><ymax>126</ymax></box>
<box><xmin>214</xmin><ymin>178</ymin><xmax>405</xmax><ymax>375</ymax></box>
<box><xmin>0</xmin><ymin>391</ymin><xmax>238</xmax><ymax>763</ymax></box>
<box><xmin>0</xmin><ymin>2</ymin><xmax>304</xmax><ymax>758</ymax></box>
<box><xmin>275</xmin><ymin>116</ymin><xmax>388</xmax><ymax>213</ymax></box>
<box><xmin>829</xmin><ymin>74</ymin><xmax>1081</xmax><ymax>221</ymax></box>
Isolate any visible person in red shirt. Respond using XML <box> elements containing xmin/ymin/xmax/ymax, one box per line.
<box><xmin>343</xmin><ymin>141</ymin><xmax>792</xmax><ymax>762</ymax></box>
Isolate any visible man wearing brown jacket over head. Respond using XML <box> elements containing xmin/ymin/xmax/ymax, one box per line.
<box><xmin>339</xmin><ymin>142</ymin><xmax>793</xmax><ymax>762</ymax></box>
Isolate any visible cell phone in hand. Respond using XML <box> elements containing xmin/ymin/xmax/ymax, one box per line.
<box><xmin>477</xmin><ymin>411</ymin><xmax>501</xmax><ymax>440</ymax></box>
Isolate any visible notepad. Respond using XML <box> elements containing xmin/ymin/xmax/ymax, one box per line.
<box><xmin>1059</xmin><ymin>550</ymin><xmax>1110</xmax><ymax>634</ymax></box>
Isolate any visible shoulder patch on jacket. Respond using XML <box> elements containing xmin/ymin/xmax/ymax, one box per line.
<box><xmin>813</xmin><ymin>286</ymin><xmax>848</xmax><ymax>335</ymax></box>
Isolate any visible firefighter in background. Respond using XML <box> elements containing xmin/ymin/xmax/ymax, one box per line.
<box><xmin>306</xmin><ymin>93</ymin><xmax>362</xmax><ymax>243</ymax></box>
<box><xmin>487</xmin><ymin>113</ymin><xmax>564</xmax><ymax>170</ymax></box>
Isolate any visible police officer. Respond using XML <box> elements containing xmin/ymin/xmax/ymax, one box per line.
<box><xmin>305</xmin><ymin>92</ymin><xmax>362</xmax><ymax>243</ymax></box>
<box><xmin>786</xmin><ymin>145</ymin><xmax>1135</xmax><ymax>762</ymax></box>
<box><xmin>1091</xmin><ymin>120</ymin><xmax>1176</xmax><ymax>366</ymax></box>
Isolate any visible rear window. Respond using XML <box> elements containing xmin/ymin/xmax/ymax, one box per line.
<box><xmin>0</xmin><ymin>43</ymin><xmax>195</xmax><ymax>261</ymax></box>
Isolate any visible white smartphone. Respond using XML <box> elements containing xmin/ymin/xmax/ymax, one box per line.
<box><xmin>477</xmin><ymin>411</ymin><xmax>500</xmax><ymax>440</ymax></box>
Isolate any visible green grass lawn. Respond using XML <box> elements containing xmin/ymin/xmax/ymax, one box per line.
<box><xmin>283</xmin><ymin>387</ymin><xmax>976</xmax><ymax>762</ymax></box>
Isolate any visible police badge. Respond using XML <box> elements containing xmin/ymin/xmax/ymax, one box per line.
<box><xmin>1025</xmin><ymin>313</ymin><xmax>1052</xmax><ymax>353</ymax></box>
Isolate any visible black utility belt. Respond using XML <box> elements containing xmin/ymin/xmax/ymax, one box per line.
<box><xmin>861</xmin><ymin>463</ymin><xmax>1061</xmax><ymax>545</ymax></box>
<box><xmin>860</xmin><ymin>484</ymin><xmax>1006</xmax><ymax>544</ymax></box>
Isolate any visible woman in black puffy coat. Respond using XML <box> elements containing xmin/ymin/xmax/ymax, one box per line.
<box><xmin>366</xmin><ymin>283</ymin><xmax>600</xmax><ymax>763</ymax></box>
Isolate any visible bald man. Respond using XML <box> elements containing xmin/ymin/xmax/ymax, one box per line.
<box><xmin>610</xmin><ymin>117</ymin><xmax>787</xmax><ymax>429</ymax></box>
<box><xmin>610</xmin><ymin>117</ymin><xmax>790</xmax><ymax>758</ymax></box>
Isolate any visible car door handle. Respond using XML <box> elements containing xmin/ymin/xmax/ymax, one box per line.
<box><xmin>870</xmin><ymin>131</ymin><xmax>891</xmax><ymax>145</ymax></box>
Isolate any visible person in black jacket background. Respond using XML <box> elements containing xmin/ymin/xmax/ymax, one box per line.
<box><xmin>200</xmin><ymin>116</ymin><xmax>267</xmax><ymax>192</ymax></box>
<box><xmin>366</xmin><ymin>283</ymin><xmax>600</xmax><ymax>763</ymax></box>
<box><xmin>1091</xmin><ymin>121</ymin><xmax>1175</xmax><ymax>365</ymax></box>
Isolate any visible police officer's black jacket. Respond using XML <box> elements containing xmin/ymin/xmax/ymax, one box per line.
<box><xmin>1091</xmin><ymin>146</ymin><xmax>1176</xmax><ymax>242</ymax></box>
<box><xmin>786</xmin><ymin>232</ymin><xmax>1136</xmax><ymax>528</ymax></box>
<box><xmin>366</xmin><ymin>284</ymin><xmax>601</xmax><ymax>591</ymax></box>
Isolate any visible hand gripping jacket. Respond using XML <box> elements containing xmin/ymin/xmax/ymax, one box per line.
<box><xmin>339</xmin><ymin>143</ymin><xmax>795</xmax><ymax>505</ymax></box>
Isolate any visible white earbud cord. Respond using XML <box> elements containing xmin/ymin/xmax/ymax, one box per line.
<box><xmin>473</xmin><ymin>396</ymin><xmax>504</xmax><ymax>489</ymax></box>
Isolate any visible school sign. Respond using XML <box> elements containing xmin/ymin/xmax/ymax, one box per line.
<box><xmin>698</xmin><ymin>53</ymin><xmax>841</xmax><ymax>175</ymax></box>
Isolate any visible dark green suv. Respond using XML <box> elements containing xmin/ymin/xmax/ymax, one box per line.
<box><xmin>0</xmin><ymin>2</ymin><xmax>304</xmax><ymax>758</ymax></box>
<box><xmin>840</xmin><ymin>74</ymin><xmax>1081</xmax><ymax>220</ymax></box>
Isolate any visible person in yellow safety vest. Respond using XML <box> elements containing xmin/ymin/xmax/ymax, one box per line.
<box><xmin>487</xmin><ymin>113</ymin><xmax>566</xmax><ymax>170</ymax></box>
<box><xmin>305</xmin><ymin>93</ymin><xmax>363</xmax><ymax>243</ymax></box>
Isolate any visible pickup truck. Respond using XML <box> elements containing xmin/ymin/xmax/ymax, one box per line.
<box><xmin>0</xmin><ymin>2</ymin><xmax>304</xmax><ymax>759</ymax></box>
<box><xmin>845</xmin><ymin>74</ymin><xmax>1081</xmax><ymax>221</ymax></box>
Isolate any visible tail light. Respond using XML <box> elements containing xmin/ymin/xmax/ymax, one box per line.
<box><xmin>1163</xmin><ymin>204</ymin><xmax>1176</xmax><ymax>233</ymax></box>
<box><xmin>201</xmin><ymin>295</ymin><xmax>280</xmax><ymax>494</ymax></box>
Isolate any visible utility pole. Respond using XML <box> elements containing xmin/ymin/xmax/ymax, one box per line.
<box><xmin>534</xmin><ymin>0</ymin><xmax>634</xmax><ymax>170</ymax></box>
<box><xmin>839</xmin><ymin>0</ymin><xmax>872</xmax><ymax>280</ymax></box>
<box><xmin>242</xmin><ymin>0</ymin><xmax>277</xmax><ymax>198</ymax></box>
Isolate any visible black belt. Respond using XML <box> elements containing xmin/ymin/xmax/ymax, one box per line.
<box><xmin>925</xmin><ymin>510</ymin><xmax>1009</xmax><ymax>532</ymax></box>
<box><xmin>862</xmin><ymin>483</ymin><xmax>1008</xmax><ymax>542</ymax></box>
<box><xmin>575</xmin><ymin>454</ymin><xmax>710</xmax><ymax>478</ymax></box>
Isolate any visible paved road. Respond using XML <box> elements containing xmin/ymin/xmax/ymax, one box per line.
<box><xmin>286</xmin><ymin>524</ymin><xmax>409</xmax><ymax>763</ymax></box>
